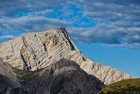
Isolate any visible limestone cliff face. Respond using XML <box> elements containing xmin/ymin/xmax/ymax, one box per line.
<box><xmin>0</xmin><ymin>28</ymin><xmax>130</xmax><ymax>85</ymax></box>
<box><xmin>0</xmin><ymin>28</ymin><xmax>78</xmax><ymax>70</ymax></box>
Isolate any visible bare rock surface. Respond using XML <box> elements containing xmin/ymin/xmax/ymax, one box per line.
<box><xmin>0</xmin><ymin>59</ymin><xmax>105</xmax><ymax>94</ymax></box>
<box><xmin>0</xmin><ymin>28</ymin><xmax>131</xmax><ymax>86</ymax></box>
<box><xmin>0</xmin><ymin>58</ymin><xmax>20</xmax><ymax>87</ymax></box>
<box><xmin>22</xmin><ymin>59</ymin><xmax>105</xmax><ymax>94</ymax></box>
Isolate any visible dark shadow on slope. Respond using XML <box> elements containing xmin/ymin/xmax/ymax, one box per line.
<box><xmin>21</xmin><ymin>59</ymin><xmax>105</xmax><ymax>94</ymax></box>
<box><xmin>0</xmin><ymin>58</ymin><xmax>105</xmax><ymax>94</ymax></box>
<box><xmin>0</xmin><ymin>75</ymin><xmax>29</xmax><ymax>94</ymax></box>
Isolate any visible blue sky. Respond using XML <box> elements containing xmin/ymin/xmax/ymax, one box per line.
<box><xmin>0</xmin><ymin>0</ymin><xmax>140</xmax><ymax>78</ymax></box>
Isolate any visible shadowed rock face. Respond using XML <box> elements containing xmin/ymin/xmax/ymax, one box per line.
<box><xmin>0</xmin><ymin>28</ymin><xmax>131</xmax><ymax>86</ymax></box>
<box><xmin>0</xmin><ymin>59</ymin><xmax>105</xmax><ymax>94</ymax></box>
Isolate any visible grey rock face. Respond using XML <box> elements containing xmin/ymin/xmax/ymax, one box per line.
<box><xmin>0</xmin><ymin>28</ymin><xmax>131</xmax><ymax>85</ymax></box>
<box><xmin>64</xmin><ymin>51</ymin><xmax>131</xmax><ymax>85</ymax></box>
<box><xmin>0</xmin><ymin>59</ymin><xmax>105</xmax><ymax>94</ymax></box>
<box><xmin>0</xmin><ymin>58</ymin><xmax>27</xmax><ymax>94</ymax></box>
<box><xmin>22</xmin><ymin>59</ymin><xmax>105</xmax><ymax>94</ymax></box>
<box><xmin>0</xmin><ymin>58</ymin><xmax>20</xmax><ymax>88</ymax></box>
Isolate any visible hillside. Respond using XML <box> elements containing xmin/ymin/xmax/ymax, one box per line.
<box><xmin>99</xmin><ymin>78</ymin><xmax>140</xmax><ymax>94</ymax></box>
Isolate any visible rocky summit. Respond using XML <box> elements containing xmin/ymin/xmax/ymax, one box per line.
<box><xmin>0</xmin><ymin>28</ymin><xmax>131</xmax><ymax>94</ymax></box>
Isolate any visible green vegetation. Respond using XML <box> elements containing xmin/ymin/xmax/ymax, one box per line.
<box><xmin>16</xmin><ymin>70</ymin><xmax>37</xmax><ymax>81</ymax></box>
<box><xmin>13</xmin><ymin>68</ymin><xmax>43</xmax><ymax>81</ymax></box>
<box><xmin>99</xmin><ymin>78</ymin><xmax>140</xmax><ymax>94</ymax></box>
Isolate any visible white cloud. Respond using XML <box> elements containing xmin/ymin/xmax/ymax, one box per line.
<box><xmin>0</xmin><ymin>35</ymin><xmax>16</xmax><ymax>39</ymax></box>
<box><xmin>0</xmin><ymin>0</ymin><xmax>140</xmax><ymax>49</ymax></box>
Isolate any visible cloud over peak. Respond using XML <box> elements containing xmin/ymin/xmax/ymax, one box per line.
<box><xmin>0</xmin><ymin>0</ymin><xmax>140</xmax><ymax>49</ymax></box>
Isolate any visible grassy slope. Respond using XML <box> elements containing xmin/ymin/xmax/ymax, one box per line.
<box><xmin>99</xmin><ymin>78</ymin><xmax>140</xmax><ymax>94</ymax></box>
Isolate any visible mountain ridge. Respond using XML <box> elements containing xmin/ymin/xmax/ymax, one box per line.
<box><xmin>0</xmin><ymin>28</ymin><xmax>130</xmax><ymax>85</ymax></box>
<box><xmin>0</xmin><ymin>28</ymin><xmax>131</xmax><ymax>94</ymax></box>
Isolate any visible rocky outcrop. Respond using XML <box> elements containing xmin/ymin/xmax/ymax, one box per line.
<box><xmin>65</xmin><ymin>51</ymin><xmax>131</xmax><ymax>85</ymax></box>
<box><xmin>0</xmin><ymin>28</ymin><xmax>78</xmax><ymax>70</ymax></box>
<box><xmin>0</xmin><ymin>28</ymin><xmax>131</xmax><ymax>85</ymax></box>
<box><xmin>0</xmin><ymin>59</ymin><xmax>105</xmax><ymax>94</ymax></box>
<box><xmin>0</xmin><ymin>58</ymin><xmax>24</xmax><ymax>94</ymax></box>
<box><xmin>0</xmin><ymin>58</ymin><xmax>20</xmax><ymax>87</ymax></box>
<box><xmin>22</xmin><ymin>59</ymin><xmax>105</xmax><ymax>94</ymax></box>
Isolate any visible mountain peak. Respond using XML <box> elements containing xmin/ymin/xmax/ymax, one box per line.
<box><xmin>0</xmin><ymin>28</ymin><xmax>78</xmax><ymax>70</ymax></box>
<box><xmin>0</xmin><ymin>28</ymin><xmax>130</xmax><ymax>85</ymax></box>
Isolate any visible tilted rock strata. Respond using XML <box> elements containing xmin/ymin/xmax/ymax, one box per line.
<box><xmin>0</xmin><ymin>28</ymin><xmax>130</xmax><ymax>85</ymax></box>
<box><xmin>64</xmin><ymin>51</ymin><xmax>130</xmax><ymax>85</ymax></box>
<box><xmin>0</xmin><ymin>28</ymin><xmax>78</xmax><ymax>70</ymax></box>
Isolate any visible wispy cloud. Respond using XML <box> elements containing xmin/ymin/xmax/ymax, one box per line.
<box><xmin>0</xmin><ymin>0</ymin><xmax>140</xmax><ymax>49</ymax></box>
<box><xmin>0</xmin><ymin>35</ymin><xmax>15</xmax><ymax>39</ymax></box>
